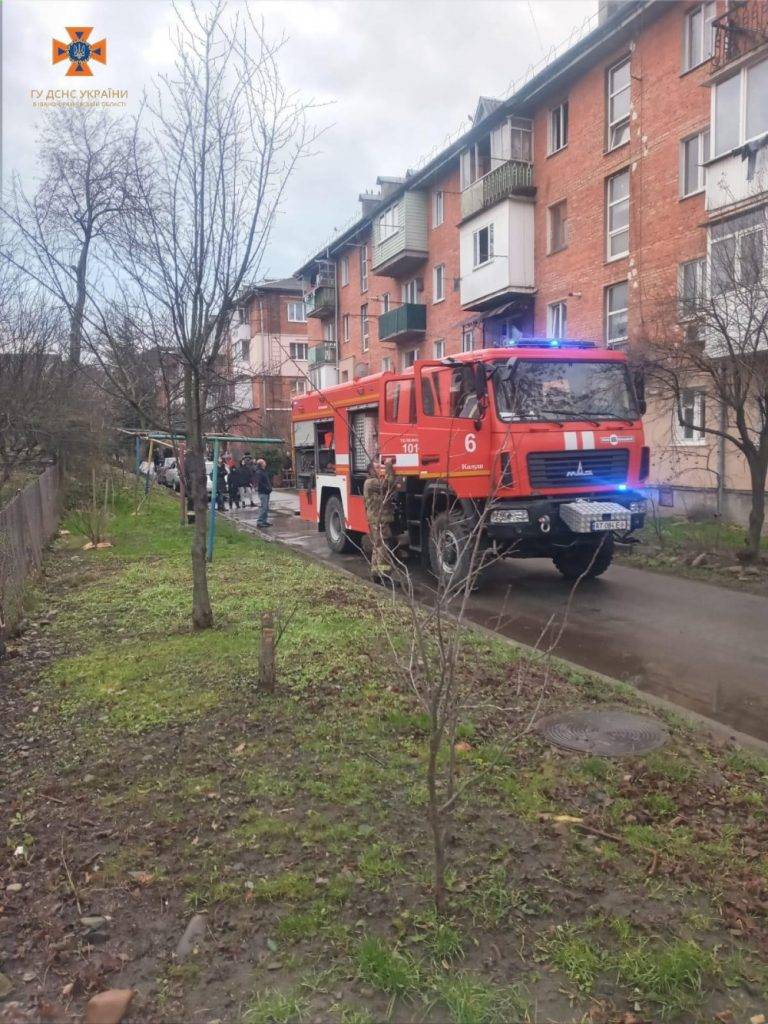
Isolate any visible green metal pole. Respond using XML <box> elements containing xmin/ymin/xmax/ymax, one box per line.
<box><xmin>207</xmin><ymin>437</ymin><xmax>221</xmax><ymax>563</ymax></box>
<box><xmin>134</xmin><ymin>435</ymin><xmax>141</xmax><ymax>474</ymax></box>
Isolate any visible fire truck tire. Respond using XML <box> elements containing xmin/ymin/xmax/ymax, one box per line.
<box><xmin>552</xmin><ymin>538</ymin><xmax>614</xmax><ymax>580</ymax></box>
<box><xmin>427</xmin><ymin>509</ymin><xmax>479</xmax><ymax>589</ymax></box>
<box><xmin>324</xmin><ymin>495</ymin><xmax>357</xmax><ymax>554</ymax></box>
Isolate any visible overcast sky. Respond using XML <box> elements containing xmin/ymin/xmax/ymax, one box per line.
<box><xmin>1</xmin><ymin>0</ymin><xmax>596</xmax><ymax>278</ymax></box>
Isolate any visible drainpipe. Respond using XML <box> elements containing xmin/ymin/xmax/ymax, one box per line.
<box><xmin>717</xmin><ymin>400</ymin><xmax>726</xmax><ymax>517</ymax></box>
<box><xmin>332</xmin><ymin>248</ymin><xmax>340</xmax><ymax>385</ymax></box>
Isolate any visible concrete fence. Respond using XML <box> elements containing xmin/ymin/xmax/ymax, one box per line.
<box><xmin>0</xmin><ymin>465</ymin><xmax>62</xmax><ymax>636</ymax></box>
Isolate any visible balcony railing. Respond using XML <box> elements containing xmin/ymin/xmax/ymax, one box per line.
<box><xmin>309</xmin><ymin>343</ymin><xmax>336</xmax><ymax>367</ymax></box>
<box><xmin>378</xmin><ymin>303</ymin><xmax>426</xmax><ymax>344</ymax></box>
<box><xmin>305</xmin><ymin>285</ymin><xmax>336</xmax><ymax>318</ymax></box>
<box><xmin>460</xmin><ymin>160</ymin><xmax>534</xmax><ymax>220</ymax></box>
<box><xmin>712</xmin><ymin>0</ymin><xmax>768</xmax><ymax>72</ymax></box>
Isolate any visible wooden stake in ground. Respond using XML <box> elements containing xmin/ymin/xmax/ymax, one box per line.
<box><xmin>259</xmin><ymin>611</ymin><xmax>276</xmax><ymax>693</ymax></box>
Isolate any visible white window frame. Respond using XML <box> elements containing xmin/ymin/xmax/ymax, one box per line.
<box><xmin>381</xmin><ymin>292</ymin><xmax>390</xmax><ymax>314</ymax></box>
<box><xmin>291</xmin><ymin>378</ymin><xmax>308</xmax><ymax>397</ymax></box>
<box><xmin>402</xmin><ymin>348</ymin><xmax>418</xmax><ymax>370</ymax></box>
<box><xmin>360</xmin><ymin>244</ymin><xmax>368</xmax><ymax>293</ymax></box>
<box><xmin>710</xmin><ymin>215</ymin><xmax>765</xmax><ymax>295</ymax></box>
<box><xmin>434</xmin><ymin>339</ymin><xmax>446</xmax><ymax>359</ymax></box>
<box><xmin>402</xmin><ymin>279</ymin><xmax>420</xmax><ymax>304</ymax></box>
<box><xmin>323</xmin><ymin>320</ymin><xmax>335</xmax><ymax>343</ymax></box>
<box><xmin>683</xmin><ymin>1</ymin><xmax>716</xmax><ymax>73</ymax></box>
<box><xmin>678</xmin><ymin>257</ymin><xmax>705</xmax><ymax>318</ymax></box>
<box><xmin>433</xmin><ymin>264</ymin><xmax>445</xmax><ymax>303</ymax></box>
<box><xmin>287</xmin><ymin>301</ymin><xmax>306</xmax><ymax>323</ymax></box>
<box><xmin>236</xmin><ymin>306</ymin><xmax>248</xmax><ymax>325</ymax></box>
<box><xmin>548</xmin><ymin>101</ymin><xmax>569</xmax><ymax>155</ymax></box>
<box><xmin>607</xmin><ymin>57</ymin><xmax>631</xmax><ymax>151</ymax></box>
<box><xmin>605</xmin><ymin>280</ymin><xmax>629</xmax><ymax>346</ymax></box>
<box><xmin>680</xmin><ymin>129</ymin><xmax>710</xmax><ymax>197</ymax></box>
<box><xmin>340</xmin><ymin>255</ymin><xmax>349</xmax><ymax>287</ymax></box>
<box><xmin>433</xmin><ymin>190</ymin><xmax>444</xmax><ymax>228</ymax></box>
<box><xmin>547</xmin><ymin>300</ymin><xmax>567</xmax><ymax>338</ymax></box>
<box><xmin>713</xmin><ymin>57</ymin><xmax>768</xmax><ymax>157</ymax></box>
<box><xmin>342</xmin><ymin>313</ymin><xmax>350</xmax><ymax>343</ymax></box>
<box><xmin>378</xmin><ymin>206</ymin><xmax>399</xmax><ymax>242</ymax></box>
<box><xmin>461</xmin><ymin>326</ymin><xmax>475</xmax><ymax>353</ymax></box>
<box><xmin>381</xmin><ymin>356</ymin><xmax>392</xmax><ymax>373</ymax></box>
<box><xmin>289</xmin><ymin>341</ymin><xmax>308</xmax><ymax>361</ymax></box>
<box><xmin>606</xmin><ymin>169</ymin><xmax>630</xmax><ymax>260</ymax></box>
<box><xmin>240</xmin><ymin>338</ymin><xmax>249</xmax><ymax>361</ymax></box>
<box><xmin>674</xmin><ymin>388</ymin><xmax>706</xmax><ymax>445</ymax></box>
<box><xmin>361</xmin><ymin>303</ymin><xmax>369</xmax><ymax>352</ymax></box>
<box><xmin>473</xmin><ymin>223</ymin><xmax>494</xmax><ymax>267</ymax></box>
<box><xmin>548</xmin><ymin>199</ymin><xmax>568</xmax><ymax>253</ymax></box>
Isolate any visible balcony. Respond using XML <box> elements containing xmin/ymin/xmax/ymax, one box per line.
<box><xmin>309</xmin><ymin>343</ymin><xmax>336</xmax><ymax>367</ymax></box>
<box><xmin>371</xmin><ymin>191</ymin><xmax>428</xmax><ymax>277</ymax></box>
<box><xmin>305</xmin><ymin>285</ymin><xmax>336</xmax><ymax>318</ymax></box>
<box><xmin>460</xmin><ymin>160</ymin><xmax>534</xmax><ymax>221</ymax></box>
<box><xmin>378</xmin><ymin>303</ymin><xmax>426</xmax><ymax>345</ymax></box>
<box><xmin>712</xmin><ymin>1</ymin><xmax>768</xmax><ymax>72</ymax></box>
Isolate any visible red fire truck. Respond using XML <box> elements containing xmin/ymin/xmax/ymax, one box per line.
<box><xmin>291</xmin><ymin>340</ymin><xmax>649</xmax><ymax>586</ymax></box>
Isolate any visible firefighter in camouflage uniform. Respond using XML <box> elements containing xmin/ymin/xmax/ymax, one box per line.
<box><xmin>363</xmin><ymin>459</ymin><xmax>397</xmax><ymax>584</ymax></box>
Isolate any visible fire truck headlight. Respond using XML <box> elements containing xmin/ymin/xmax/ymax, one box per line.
<box><xmin>628</xmin><ymin>499</ymin><xmax>647</xmax><ymax>513</ymax></box>
<box><xmin>490</xmin><ymin>509</ymin><xmax>530</xmax><ymax>525</ymax></box>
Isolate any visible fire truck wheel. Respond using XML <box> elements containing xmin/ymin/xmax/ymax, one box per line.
<box><xmin>324</xmin><ymin>495</ymin><xmax>357</xmax><ymax>554</ymax></box>
<box><xmin>552</xmin><ymin>538</ymin><xmax>614</xmax><ymax>580</ymax></box>
<box><xmin>428</xmin><ymin>509</ymin><xmax>478</xmax><ymax>589</ymax></box>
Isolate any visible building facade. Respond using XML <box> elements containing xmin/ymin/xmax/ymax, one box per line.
<box><xmin>226</xmin><ymin>278</ymin><xmax>310</xmax><ymax>441</ymax></box>
<box><xmin>296</xmin><ymin>0</ymin><xmax>768</xmax><ymax>525</ymax></box>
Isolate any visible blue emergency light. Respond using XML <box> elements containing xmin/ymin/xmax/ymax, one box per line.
<box><xmin>497</xmin><ymin>337</ymin><xmax>597</xmax><ymax>350</ymax></box>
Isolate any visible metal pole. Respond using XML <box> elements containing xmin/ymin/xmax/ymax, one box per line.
<box><xmin>144</xmin><ymin>440</ymin><xmax>154</xmax><ymax>495</ymax></box>
<box><xmin>207</xmin><ymin>437</ymin><xmax>221</xmax><ymax>562</ymax></box>
<box><xmin>134</xmin><ymin>435</ymin><xmax>141</xmax><ymax>474</ymax></box>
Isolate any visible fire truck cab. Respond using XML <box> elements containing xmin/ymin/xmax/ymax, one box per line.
<box><xmin>291</xmin><ymin>340</ymin><xmax>648</xmax><ymax>587</ymax></box>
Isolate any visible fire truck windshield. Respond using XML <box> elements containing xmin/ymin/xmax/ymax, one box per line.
<box><xmin>493</xmin><ymin>359</ymin><xmax>639</xmax><ymax>423</ymax></box>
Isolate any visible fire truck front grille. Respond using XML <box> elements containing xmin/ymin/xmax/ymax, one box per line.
<box><xmin>526</xmin><ymin>449</ymin><xmax>629</xmax><ymax>489</ymax></box>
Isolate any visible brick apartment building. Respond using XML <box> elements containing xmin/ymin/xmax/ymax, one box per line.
<box><xmin>226</xmin><ymin>278</ymin><xmax>310</xmax><ymax>441</ymax></box>
<box><xmin>295</xmin><ymin>0</ymin><xmax>768</xmax><ymax>525</ymax></box>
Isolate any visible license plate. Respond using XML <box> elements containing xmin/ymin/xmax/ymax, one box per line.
<box><xmin>591</xmin><ymin>519</ymin><xmax>629</xmax><ymax>532</ymax></box>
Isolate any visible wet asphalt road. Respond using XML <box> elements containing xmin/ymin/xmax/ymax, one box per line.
<box><xmin>229</xmin><ymin>495</ymin><xmax>768</xmax><ymax>743</ymax></box>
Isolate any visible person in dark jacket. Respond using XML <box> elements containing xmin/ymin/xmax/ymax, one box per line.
<box><xmin>215</xmin><ymin>458</ymin><xmax>228</xmax><ymax>511</ymax></box>
<box><xmin>255</xmin><ymin>458</ymin><xmax>272</xmax><ymax>527</ymax></box>
<box><xmin>227</xmin><ymin>461</ymin><xmax>243</xmax><ymax>510</ymax></box>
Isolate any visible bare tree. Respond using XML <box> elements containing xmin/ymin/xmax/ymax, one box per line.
<box><xmin>89</xmin><ymin>2</ymin><xmax>316</xmax><ymax>629</ymax></box>
<box><xmin>0</xmin><ymin>108</ymin><xmax>136</xmax><ymax>368</ymax></box>
<box><xmin>640</xmin><ymin>201</ymin><xmax>768</xmax><ymax>561</ymax></box>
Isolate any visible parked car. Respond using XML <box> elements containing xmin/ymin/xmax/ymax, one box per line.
<box><xmin>158</xmin><ymin>457</ymin><xmax>177</xmax><ymax>486</ymax></box>
<box><xmin>165</xmin><ymin>461</ymin><xmax>180</xmax><ymax>491</ymax></box>
<box><xmin>138</xmin><ymin>460</ymin><xmax>156</xmax><ymax>480</ymax></box>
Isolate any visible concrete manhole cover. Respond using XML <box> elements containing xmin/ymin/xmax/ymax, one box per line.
<box><xmin>538</xmin><ymin>708</ymin><xmax>669</xmax><ymax>756</ymax></box>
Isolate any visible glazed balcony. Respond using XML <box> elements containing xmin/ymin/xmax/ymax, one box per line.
<box><xmin>460</xmin><ymin>160</ymin><xmax>534</xmax><ymax>221</ymax></box>
<box><xmin>371</xmin><ymin>192</ymin><xmax>428</xmax><ymax>277</ymax></box>
<box><xmin>309</xmin><ymin>343</ymin><xmax>336</xmax><ymax>367</ymax></box>
<box><xmin>711</xmin><ymin>1</ymin><xmax>768</xmax><ymax>72</ymax></box>
<box><xmin>305</xmin><ymin>285</ymin><xmax>336</xmax><ymax>319</ymax></box>
<box><xmin>378</xmin><ymin>303</ymin><xmax>426</xmax><ymax>345</ymax></box>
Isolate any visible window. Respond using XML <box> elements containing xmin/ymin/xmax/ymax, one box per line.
<box><xmin>509</xmin><ymin>123</ymin><xmax>532</xmax><ymax>161</ymax></box>
<box><xmin>287</xmin><ymin>301</ymin><xmax>306</xmax><ymax>322</ymax></box>
<box><xmin>547</xmin><ymin>300</ymin><xmax>567</xmax><ymax>338</ymax></box>
<box><xmin>385</xmin><ymin>378</ymin><xmax>416</xmax><ymax>423</ymax></box>
<box><xmin>236</xmin><ymin>306</ymin><xmax>248</xmax><ymax>324</ymax></box>
<box><xmin>473</xmin><ymin>223</ymin><xmax>494</xmax><ymax>267</ymax></box>
<box><xmin>240</xmin><ymin>338</ymin><xmax>249</xmax><ymax>360</ymax></box>
<box><xmin>606</xmin><ymin>169</ymin><xmax>630</xmax><ymax>259</ymax></box>
<box><xmin>461</xmin><ymin>325</ymin><xmax>475</xmax><ymax>353</ymax></box>
<box><xmin>711</xmin><ymin>211</ymin><xmax>765</xmax><ymax>294</ymax></box>
<box><xmin>460</xmin><ymin>135</ymin><xmax>491</xmax><ymax>189</ymax></box>
<box><xmin>433</xmin><ymin>190</ymin><xmax>444</xmax><ymax>228</ymax></box>
<box><xmin>679</xmin><ymin>257</ymin><xmax>705</xmax><ymax>317</ymax></box>
<box><xmin>381</xmin><ymin>292</ymin><xmax>390</xmax><ymax>314</ymax></box>
<box><xmin>683</xmin><ymin>2</ymin><xmax>716</xmax><ymax>72</ymax></box>
<box><xmin>359</xmin><ymin>244</ymin><xmax>368</xmax><ymax>292</ymax></box>
<box><xmin>402</xmin><ymin>348</ymin><xmax>418</xmax><ymax>369</ymax></box>
<box><xmin>675</xmin><ymin>389</ymin><xmax>706</xmax><ymax>444</ymax></box>
<box><xmin>680</xmin><ymin>130</ymin><xmax>710</xmax><ymax>197</ymax></box>
<box><xmin>605</xmin><ymin>281</ymin><xmax>629</xmax><ymax>345</ymax></box>
<box><xmin>291</xmin><ymin>378</ymin><xmax>308</xmax><ymax>397</ymax></box>
<box><xmin>289</xmin><ymin>342</ymin><xmax>308</xmax><ymax>361</ymax></box>
<box><xmin>381</xmin><ymin>356</ymin><xmax>392</xmax><ymax>373</ymax></box>
<box><xmin>378</xmin><ymin>207</ymin><xmax>399</xmax><ymax>242</ymax></box>
<box><xmin>323</xmin><ymin>320</ymin><xmax>335</xmax><ymax>343</ymax></box>
<box><xmin>402</xmin><ymin>279</ymin><xmax>420</xmax><ymax>304</ymax></box>
<box><xmin>340</xmin><ymin>255</ymin><xmax>349</xmax><ymax>286</ymax></box>
<box><xmin>361</xmin><ymin>303</ymin><xmax>369</xmax><ymax>351</ymax></box>
<box><xmin>549</xmin><ymin>101</ymin><xmax>569</xmax><ymax>154</ymax></box>
<box><xmin>714</xmin><ymin>58</ymin><xmax>768</xmax><ymax>156</ymax></box>
<box><xmin>607</xmin><ymin>57</ymin><xmax>631</xmax><ymax>149</ymax></box>
<box><xmin>434</xmin><ymin>339</ymin><xmax>446</xmax><ymax>359</ymax></box>
<box><xmin>433</xmin><ymin>264</ymin><xmax>445</xmax><ymax>302</ymax></box>
<box><xmin>342</xmin><ymin>313</ymin><xmax>350</xmax><ymax>343</ymax></box>
<box><xmin>421</xmin><ymin>364</ymin><xmax>480</xmax><ymax>419</ymax></box>
<box><xmin>549</xmin><ymin>200</ymin><xmax>568</xmax><ymax>253</ymax></box>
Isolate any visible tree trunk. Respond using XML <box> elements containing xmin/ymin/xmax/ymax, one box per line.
<box><xmin>426</xmin><ymin>730</ymin><xmax>447</xmax><ymax>915</ymax></box>
<box><xmin>259</xmin><ymin>611</ymin><xmax>276</xmax><ymax>692</ymax></box>
<box><xmin>68</xmin><ymin>234</ymin><xmax>90</xmax><ymax>368</ymax></box>
<box><xmin>744</xmin><ymin>454</ymin><xmax>767</xmax><ymax>561</ymax></box>
<box><xmin>185</xmin><ymin>368</ymin><xmax>213</xmax><ymax>630</ymax></box>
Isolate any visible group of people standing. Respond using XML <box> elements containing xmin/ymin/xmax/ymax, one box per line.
<box><xmin>215</xmin><ymin>454</ymin><xmax>272</xmax><ymax>528</ymax></box>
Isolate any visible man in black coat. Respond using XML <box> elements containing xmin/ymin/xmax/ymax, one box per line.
<box><xmin>227</xmin><ymin>461</ymin><xmax>243</xmax><ymax>510</ymax></box>
<box><xmin>254</xmin><ymin>458</ymin><xmax>273</xmax><ymax>527</ymax></box>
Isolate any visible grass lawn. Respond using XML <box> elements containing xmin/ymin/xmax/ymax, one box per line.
<box><xmin>1</xmin><ymin>487</ymin><xmax>767</xmax><ymax>1023</ymax></box>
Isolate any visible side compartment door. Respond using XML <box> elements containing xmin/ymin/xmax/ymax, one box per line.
<box><xmin>415</xmin><ymin>362</ymin><xmax>491</xmax><ymax>485</ymax></box>
<box><xmin>378</xmin><ymin>374</ymin><xmax>420</xmax><ymax>475</ymax></box>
